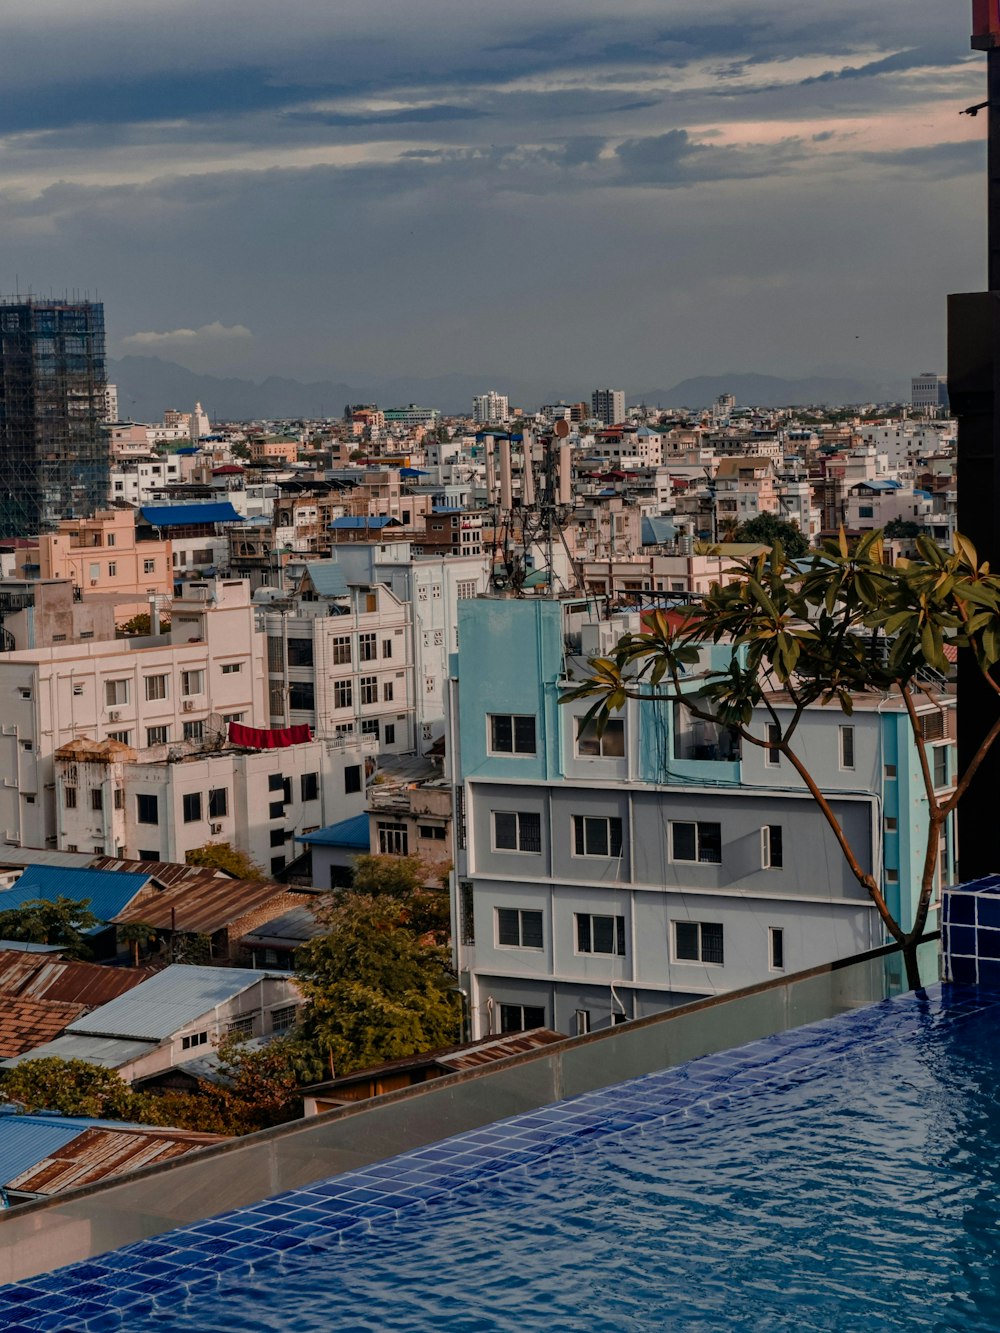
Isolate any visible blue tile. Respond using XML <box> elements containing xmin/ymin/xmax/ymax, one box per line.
<box><xmin>977</xmin><ymin>896</ymin><xmax>1000</xmax><ymax>929</ymax></box>
<box><xmin>949</xmin><ymin>956</ymin><xmax>979</xmax><ymax>985</ymax></box>
<box><xmin>977</xmin><ymin>927</ymin><xmax>1000</xmax><ymax>960</ymax></box>
<box><xmin>977</xmin><ymin>957</ymin><xmax>1000</xmax><ymax>988</ymax></box>
<box><xmin>946</xmin><ymin>924</ymin><xmax>977</xmax><ymax>957</ymax></box>
<box><xmin>945</xmin><ymin>892</ymin><xmax>977</xmax><ymax>925</ymax></box>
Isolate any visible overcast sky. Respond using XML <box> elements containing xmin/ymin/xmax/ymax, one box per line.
<box><xmin>0</xmin><ymin>0</ymin><xmax>986</xmax><ymax>389</ymax></box>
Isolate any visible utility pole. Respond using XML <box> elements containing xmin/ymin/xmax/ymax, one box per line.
<box><xmin>949</xmin><ymin>2</ymin><xmax>1000</xmax><ymax>876</ymax></box>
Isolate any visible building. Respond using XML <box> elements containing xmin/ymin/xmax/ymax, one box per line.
<box><xmin>473</xmin><ymin>392</ymin><xmax>510</xmax><ymax>426</ymax></box>
<box><xmin>0</xmin><ymin>299</ymin><xmax>110</xmax><ymax>537</ymax></box>
<box><xmin>14</xmin><ymin>510</ymin><xmax>173</xmax><ymax>605</ymax></box>
<box><xmin>591</xmin><ymin>389</ymin><xmax>626</xmax><ymax>427</ymax></box>
<box><xmin>911</xmin><ymin>373</ymin><xmax>949</xmax><ymax>412</ymax></box>
<box><xmin>449</xmin><ymin>597</ymin><xmax>955</xmax><ymax>1038</ymax></box>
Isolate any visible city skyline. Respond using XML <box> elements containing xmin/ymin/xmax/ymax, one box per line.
<box><xmin>0</xmin><ymin>0</ymin><xmax>986</xmax><ymax>388</ymax></box>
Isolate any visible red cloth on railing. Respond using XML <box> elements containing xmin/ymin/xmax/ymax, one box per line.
<box><xmin>227</xmin><ymin>722</ymin><xmax>313</xmax><ymax>749</ymax></box>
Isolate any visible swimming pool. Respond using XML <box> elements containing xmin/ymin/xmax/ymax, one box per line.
<box><xmin>3</xmin><ymin>982</ymin><xmax>1000</xmax><ymax>1331</ymax></box>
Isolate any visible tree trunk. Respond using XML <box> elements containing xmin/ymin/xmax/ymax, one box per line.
<box><xmin>901</xmin><ymin>935</ymin><xmax>924</xmax><ymax>992</ymax></box>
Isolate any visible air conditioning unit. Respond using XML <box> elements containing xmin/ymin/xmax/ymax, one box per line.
<box><xmin>210</xmin><ymin>822</ymin><xmax>223</xmax><ymax>835</ymax></box>
<box><xmin>182</xmin><ymin>700</ymin><xmax>196</xmax><ymax>712</ymax></box>
<box><xmin>108</xmin><ymin>709</ymin><xmax>121</xmax><ymax>722</ymax></box>
<box><xmin>90</xmin><ymin>579</ymin><xmax>98</xmax><ymax>587</ymax></box>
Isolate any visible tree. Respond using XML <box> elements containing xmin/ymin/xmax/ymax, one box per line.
<box><xmin>117</xmin><ymin>920</ymin><xmax>158</xmax><ymax>966</ymax></box>
<box><xmin>296</xmin><ymin>893</ymin><xmax>460</xmax><ymax>1078</ymax></box>
<box><xmin>884</xmin><ymin>518</ymin><xmax>925</xmax><ymax>540</ymax></box>
<box><xmin>2</xmin><ymin>1058</ymin><xmax>143</xmax><ymax>1118</ymax></box>
<box><xmin>734</xmin><ymin>513</ymin><xmax>810</xmax><ymax>558</ymax></box>
<box><xmin>186</xmin><ymin>842</ymin><xmax>264</xmax><ymax>880</ymax></box>
<box><xmin>116</xmin><ymin>612</ymin><xmax>170</xmax><ymax>637</ymax></box>
<box><xmin>349</xmin><ymin>853</ymin><xmax>451</xmax><ymax>941</ymax></box>
<box><xmin>562</xmin><ymin>530</ymin><xmax>1000</xmax><ymax>989</ymax></box>
<box><xmin>0</xmin><ymin>896</ymin><xmax>98</xmax><ymax>960</ymax></box>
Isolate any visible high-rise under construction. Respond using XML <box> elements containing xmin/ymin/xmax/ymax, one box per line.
<box><xmin>0</xmin><ymin>298</ymin><xmax>110</xmax><ymax>538</ymax></box>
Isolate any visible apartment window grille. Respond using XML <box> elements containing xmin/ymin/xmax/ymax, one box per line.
<box><xmin>144</xmin><ymin>674</ymin><xmax>168</xmax><ymax>701</ymax></box>
<box><xmin>670</xmin><ymin>821</ymin><xmax>722</xmax><ymax>864</ymax></box>
<box><xmin>377</xmin><ymin>822</ymin><xmax>409</xmax><ymax>855</ymax></box>
<box><xmin>576</xmin><ymin>914</ymin><xmax>626</xmax><ymax>956</ymax></box>
<box><xmin>496</xmin><ymin>907</ymin><xmax>543</xmax><ymax>949</ymax></box>
<box><xmin>572</xmin><ymin>815</ymin><xmax>623</xmax><ymax>858</ymax></box>
<box><xmin>674</xmin><ymin>920</ymin><xmax>725</xmax><ymax>965</ymax></box>
<box><xmin>489</xmin><ymin>714</ymin><xmax>536</xmax><ymax>756</ymax></box>
<box><xmin>500</xmin><ymin>1003</ymin><xmax>545</xmax><ymax>1033</ymax></box>
<box><xmin>493</xmin><ymin>810</ymin><xmax>542</xmax><ymax>853</ymax></box>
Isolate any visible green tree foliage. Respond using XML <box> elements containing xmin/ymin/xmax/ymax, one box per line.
<box><xmin>296</xmin><ymin>893</ymin><xmax>460</xmax><ymax>1078</ymax></box>
<box><xmin>563</xmin><ymin>530</ymin><xmax>1000</xmax><ymax>988</ymax></box>
<box><xmin>186</xmin><ymin>842</ymin><xmax>265</xmax><ymax>880</ymax></box>
<box><xmin>349</xmin><ymin>854</ymin><xmax>451</xmax><ymax>941</ymax></box>
<box><xmin>0</xmin><ymin>896</ymin><xmax>98</xmax><ymax>960</ymax></box>
<box><xmin>884</xmin><ymin>518</ymin><xmax>926</xmax><ymax>540</ymax></box>
<box><xmin>116</xmin><ymin>612</ymin><xmax>171</xmax><ymax>637</ymax></box>
<box><xmin>733</xmin><ymin>513</ymin><xmax>810</xmax><ymax>558</ymax></box>
<box><xmin>2</xmin><ymin>1058</ymin><xmax>143</xmax><ymax>1118</ymax></box>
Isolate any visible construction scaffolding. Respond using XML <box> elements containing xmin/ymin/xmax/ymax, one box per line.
<box><xmin>0</xmin><ymin>298</ymin><xmax>110</xmax><ymax>539</ymax></box>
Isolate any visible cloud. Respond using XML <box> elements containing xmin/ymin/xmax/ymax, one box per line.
<box><xmin>122</xmin><ymin>321</ymin><xmax>253</xmax><ymax>346</ymax></box>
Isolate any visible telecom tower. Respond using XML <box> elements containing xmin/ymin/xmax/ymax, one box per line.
<box><xmin>0</xmin><ymin>298</ymin><xmax>110</xmax><ymax>538</ymax></box>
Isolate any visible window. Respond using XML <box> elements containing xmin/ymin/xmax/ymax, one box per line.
<box><xmin>19</xmin><ymin>739</ymin><xmax>32</xmax><ymax>751</ymax></box>
<box><xmin>377</xmin><ymin>822</ymin><xmax>409</xmax><ymax>855</ymax></box>
<box><xmin>108</xmin><ymin>730</ymin><xmax>132</xmax><ymax>745</ymax></box>
<box><xmin>886</xmin><ymin>868</ymin><xmax>899</xmax><ymax>884</ymax></box>
<box><xmin>183</xmin><ymin>720</ymin><xmax>204</xmax><ymax>742</ymax></box>
<box><xmin>114</xmin><ymin>787</ymin><xmax>124</xmax><ymax>810</ymax></box>
<box><xmin>268</xmin><ymin>773</ymin><xmax>285</xmax><ymax>791</ymax></box>
<box><xmin>144</xmin><ymin>674</ymin><xmax>168</xmax><ymax>701</ymax></box>
<box><xmin>208</xmin><ymin>788</ymin><xmax>228</xmax><ymax>818</ymax></box>
<box><xmin>288</xmin><ymin>681</ymin><xmax>315</xmax><ymax>711</ymax></box>
<box><xmin>106</xmin><ymin>561</ymin><xmax>117</xmax><ymax>577</ymax></box>
<box><xmin>573</xmin><ymin>815</ymin><xmax>623</xmax><ymax>858</ymax></box>
<box><xmin>64</xmin><ymin>786</ymin><xmax>77</xmax><ymax>809</ymax></box>
<box><xmin>137</xmin><ymin>793</ymin><xmax>159</xmax><ymax>824</ymax></box>
<box><xmin>183</xmin><ymin>792</ymin><xmax>202</xmax><ymax>823</ymax></box>
<box><xmin>143</xmin><ymin>558</ymin><xmax>156</xmax><ymax>574</ymax></box>
<box><xmin>271</xmin><ymin>1004</ymin><xmax>297</xmax><ymax>1033</ymax></box>
<box><xmin>269</xmin><ymin>800</ymin><xmax>285</xmax><ymax>819</ymax></box>
<box><xmin>839</xmin><ymin>724</ymin><xmax>855</xmax><ymax>770</ymax></box>
<box><xmin>181</xmin><ymin>669</ymin><xmax>204</xmax><ymax>697</ymax></box>
<box><xmin>360</xmin><ymin>676</ymin><xmax>378</xmax><ymax>705</ymax></box>
<box><xmin>359</xmin><ymin>632</ymin><xmax>377</xmax><ymax>661</ymax></box>
<box><xmin>933</xmin><ymin>746</ymin><xmax>949</xmax><ymax>789</ymax></box>
<box><xmin>885</xmin><ymin>764</ymin><xmax>897</xmax><ymax>780</ymax></box>
<box><xmin>457</xmin><ymin>579</ymin><xmax>477</xmax><ymax>599</ymax></box>
<box><xmin>419</xmin><ymin>824</ymin><xmax>447</xmax><ymax>841</ymax></box>
<box><xmin>500</xmin><ymin>1003</ymin><xmax>545</xmax><ymax>1032</ymax></box>
<box><xmin>90</xmin><ymin>788</ymin><xmax>103</xmax><ymax>812</ymax></box>
<box><xmin>221</xmin><ymin>661</ymin><xmax>243</xmax><ymax>675</ymax></box>
<box><xmin>383</xmin><ymin>681</ymin><xmax>394</xmax><ymax>703</ymax></box>
<box><xmin>104</xmin><ymin>679</ymin><xmax>129</xmax><ymax>707</ymax></box>
<box><xmin>496</xmin><ymin>907</ymin><xmax>544</xmax><ymax>949</ymax></box>
<box><xmin>287</xmin><ymin>637</ymin><xmax>314</xmax><ymax>667</ymax></box>
<box><xmin>575</xmin><ymin>1009</ymin><xmax>591</xmax><ymax>1036</ymax></box>
<box><xmin>674</xmin><ymin>920</ymin><xmax>724</xmax><ymax>965</ymax></box>
<box><xmin>361</xmin><ymin>718</ymin><xmax>380</xmax><ymax>736</ymax></box>
<box><xmin>271</xmin><ymin>855</ymin><xmax>286</xmax><ymax>874</ymax></box>
<box><xmin>344</xmin><ymin>765</ymin><xmax>362</xmax><ymax>794</ymax></box>
<box><xmin>670</xmin><ymin>821</ymin><xmax>722</xmax><ymax>864</ymax></box>
<box><xmin>769</xmin><ymin>926</ymin><xmax>785</xmax><ymax>972</ymax></box>
<box><xmin>300</xmin><ymin>772</ymin><xmax>319</xmax><ymax>802</ymax></box>
<box><xmin>576</xmin><ymin>913</ymin><xmax>626</xmax><ymax>956</ymax></box>
<box><xmin>920</xmin><ymin>710</ymin><xmax>945</xmax><ymax>741</ymax></box>
<box><xmin>859</xmin><ymin>505</ymin><xmax>874</xmax><ymax>519</ymax></box>
<box><xmin>761</xmin><ymin>825</ymin><xmax>783</xmax><ymax>869</ymax></box>
<box><xmin>332</xmin><ymin>635</ymin><xmax>351</xmax><ymax>665</ymax></box>
<box><xmin>493</xmin><ymin>810</ymin><xmax>542</xmax><ymax>853</ymax></box>
<box><xmin>384</xmin><ymin>723</ymin><xmax>396</xmax><ymax>745</ymax></box>
<box><xmin>147</xmin><ymin>725</ymin><xmax>168</xmax><ymax>746</ymax></box>
<box><xmin>382</xmin><ymin>639</ymin><xmax>393</xmax><ymax>659</ymax></box>
<box><xmin>333</xmin><ymin>679</ymin><xmax>352</xmax><ymax>709</ymax></box>
<box><xmin>575</xmin><ymin>718</ymin><xmax>625</xmax><ymax>758</ymax></box>
<box><xmin>489</xmin><ymin>714</ymin><xmax>536</xmax><ymax>755</ymax></box>
<box><xmin>766</xmin><ymin>722</ymin><xmax>781</xmax><ymax>766</ymax></box>
<box><xmin>181</xmin><ymin>1031</ymin><xmax>208</xmax><ymax>1050</ymax></box>
<box><xmin>227</xmin><ymin>1015</ymin><xmax>254</xmax><ymax>1039</ymax></box>
<box><xmin>270</xmin><ymin>828</ymin><xmax>287</xmax><ymax>848</ymax></box>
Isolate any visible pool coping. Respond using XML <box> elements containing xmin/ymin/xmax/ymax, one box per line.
<box><xmin>1</xmin><ymin>979</ymin><xmax>996</xmax><ymax>1333</ymax></box>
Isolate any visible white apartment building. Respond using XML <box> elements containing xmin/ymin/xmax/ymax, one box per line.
<box><xmin>473</xmin><ymin>391</ymin><xmax>510</xmax><ymax>426</ymax></box>
<box><xmin>0</xmin><ymin>580</ymin><xmax>266</xmax><ymax>851</ymax></box>
<box><xmin>109</xmin><ymin>456</ymin><xmax>185</xmax><ymax>507</ymax></box>
<box><xmin>591</xmin><ymin>390</ymin><xmax>625</xmax><ymax>427</ymax></box>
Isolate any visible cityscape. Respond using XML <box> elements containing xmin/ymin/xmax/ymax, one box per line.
<box><xmin>0</xmin><ymin>1</ymin><xmax>997</xmax><ymax>1330</ymax></box>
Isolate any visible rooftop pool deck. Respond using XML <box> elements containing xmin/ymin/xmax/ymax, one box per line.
<box><xmin>3</xmin><ymin>981</ymin><xmax>1000</xmax><ymax>1331</ymax></box>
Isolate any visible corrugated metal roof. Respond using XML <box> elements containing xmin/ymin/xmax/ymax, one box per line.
<box><xmin>90</xmin><ymin>857</ymin><xmax>231</xmax><ymax>887</ymax></box>
<box><xmin>0</xmin><ymin>850</ymin><xmax>98</xmax><ymax>871</ymax></box>
<box><xmin>0</xmin><ymin>1116</ymin><xmax>88</xmax><ymax>1185</ymax></box>
<box><xmin>113</xmin><ymin>878</ymin><xmax>295</xmax><ymax>933</ymax></box>
<box><xmin>299</xmin><ymin>561</ymin><xmax>349</xmax><ymax>598</ymax></box>
<box><xmin>295</xmin><ymin>814</ymin><xmax>370</xmax><ymax>848</ymax></box>
<box><xmin>7</xmin><ymin>1124</ymin><xmax>226</xmax><ymax>1196</ymax></box>
<box><xmin>240</xmin><ymin>904</ymin><xmax>322</xmax><ymax>949</ymax></box>
<box><xmin>1</xmin><ymin>1033</ymin><xmax>156</xmax><ymax>1069</ymax></box>
<box><xmin>68</xmin><ymin>964</ymin><xmax>276</xmax><ymax>1040</ymax></box>
<box><xmin>329</xmin><ymin>515</ymin><xmax>399</xmax><ymax>530</ymax></box>
<box><xmin>0</xmin><ymin>997</ymin><xmax>86</xmax><ymax>1057</ymax></box>
<box><xmin>0</xmin><ymin>865</ymin><xmax>149</xmax><ymax>922</ymax></box>
<box><xmin>641</xmin><ymin>515</ymin><xmax>676</xmax><ymax>546</ymax></box>
<box><xmin>139</xmin><ymin>502</ymin><xmax>242</xmax><ymax>527</ymax></box>
<box><xmin>0</xmin><ymin>953</ymin><xmax>156</xmax><ymax>1006</ymax></box>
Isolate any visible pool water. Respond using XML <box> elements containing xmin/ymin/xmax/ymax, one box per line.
<box><xmin>5</xmin><ymin>984</ymin><xmax>1000</xmax><ymax>1331</ymax></box>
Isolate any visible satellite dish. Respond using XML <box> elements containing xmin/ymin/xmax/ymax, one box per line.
<box><xmin>202</xmin><ymin>712</ymin><xmax>228</xmax><ymax>750</ymax></box>
<box><xmin>553</xmin><ymin>418</ymin><xmax>571</xmax><ymax>439</ymax></box>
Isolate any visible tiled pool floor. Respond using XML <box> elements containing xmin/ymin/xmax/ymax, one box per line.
<box><xmin>2</xmin><ymin>982</ymin><xmax>999</xmax><ymax>1331</ymax></box>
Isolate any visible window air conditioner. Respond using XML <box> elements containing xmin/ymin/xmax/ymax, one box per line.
<box><xmin>210</xmin><ymin>822</ymin><xmax>223</xmax><ymax>835</ymax></box>
<box><xmin>108</xmin><ymin>710</ymin><xmax>121</xmax><ymax>722</ymax></box>
<box><xmin>183</xmin><ymin>700</ymin><xmax>196</xmax><ymax>712</ymax></box>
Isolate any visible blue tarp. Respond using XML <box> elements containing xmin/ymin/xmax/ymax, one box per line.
<box><xmin>140</xmin><ymin>502</ymin><xmax>242</xmax><ymax>527</ymax></box>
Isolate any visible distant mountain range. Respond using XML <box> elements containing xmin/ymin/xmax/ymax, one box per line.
<box><xmin>109</xmin><ymin>357</ymin><xmax>908</xmax><ymax>423</ymax></box>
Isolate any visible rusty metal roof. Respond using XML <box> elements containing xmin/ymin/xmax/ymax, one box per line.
<box><xmin>112</xmin><ymin>878</ymin><xmax>300</xmax><ymax>933</ymax></box>
<box><xmin>0</xmin><ymin>954</ymin><xmax>156</xmax><ymax>1007</ymax></box>
<box><xmin>0</xmin><ymin>997</ymin><xmax>87</xmax><ymax>1057</ymax></box>
<box><xmin>6</xmin><ymin>1124</ymin><xmax>227</xmax><ymax>1196</ymax></box>
<box><xmin>90</xmin><ymin>857</ymin><xmax>231</xmax><ymax>888</ymax></box>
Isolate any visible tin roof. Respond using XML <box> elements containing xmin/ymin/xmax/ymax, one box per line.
<box><xmin>69</xmin><ymin>964</ymin><xmax>281</xmax><ymax>1041</ymax></box>
<box><xmin>90</xmin><ymin>857</ymin><xmax>232</xmax><ymax>887</ymax></box>
<box><xmin>295</xmin><ymin>814</ymin><xmax>370</xmax><ymax>849</ymax></box>
<box><xmin>2</xmin><ymin>1033</ymin><xmax>156</xmax><ymax>1069</ymax></box>
<box><xmin>0</xmin><ymin>865</ymin><xmax>149</xmax><ymax>923</ymax></box>
<box><xmin>113</xmin><ymin>878</ymin><xmax>297</xmax><ymax>934</ymax></box>
<box><xmin>298</xmin><ymin>561</ymin><xmax>349</xmax><ymax>598</ymax></box>
<box><xmin>139</xmin><ymin>502</ymin><xmax>242</xmax><ymax>527</ymax></box>
<box><xmin>7</xmin><ymin>1124</ymin><xmax>226</xmax><ymax>1196</ymax></box>
<box><xmin>240</xmin><ymin>904</ymin><xmax>322</xmax><ymax>950</ymax></box>
<box><xmin>0</xmin><ymin>1113</ymin><xmax>91</xmax><ymax>1185</ymax></box>
<box><xmin>0</xmin><ymin>997</ymin><xmax>86</xmax><ymax>1057</ymax></box>
<box><xmin>0</xmin><ymin>953</ymin><xmax>156</xmax><ymax>1007</ymax></box>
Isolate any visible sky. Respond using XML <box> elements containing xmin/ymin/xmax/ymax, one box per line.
<box><xmin>0</xmin><ymin>0</ymin><xmax>988</xmax><ymax>392</ymax></box>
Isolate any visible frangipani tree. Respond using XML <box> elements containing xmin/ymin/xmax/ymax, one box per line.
<box><xmin>562</xmin><ymin>531</ymin><xmax>1000</xmax><ymax>988</ymax></box>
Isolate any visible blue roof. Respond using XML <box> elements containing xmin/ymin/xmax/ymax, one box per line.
<box><xmin>854</xmin><ymin>480</ymin><xmax>901</xmax><ymax>492</ymax></box>
<box><xmin>400</xmin><ymin>467</ymin><xmax>429</xmax><ymax>477</ymax></box>
<box><xmin>641</xmin><ymin>515</ymin><xmax>677</xmax><ymax>546</ymax></box>
<box><xmin>139</xmin><ymin>502</ymin><xmax>242</xmax><ymax>527</ymax></box>
<box><xmin>300</xmin><ymin>562</ymin><xmax>349</xmax><ymax>598</ymax></box>
<box><xmin>0</xmin><ymin>1112</ymin><xmax>98</xmax><ymax>1186</ymax></box>
<box><xmin>296</xmin><ymin>814</ymin><xmax>370</xmax><ymax>849</ymax></box>
<box><xmin>0</xmin><ymin>865</ymin><xmax>149</xmax><ymax>923</ymax></box>
<box><xmin>329</xmin><ymin>516</ymin><xmax>400</xmax><ymax>530</ymax></box>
